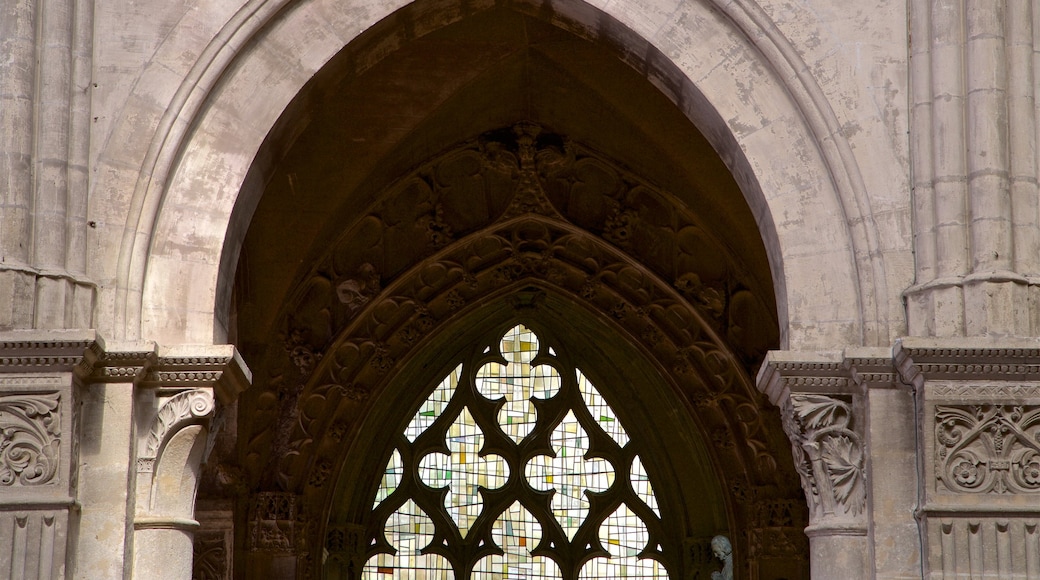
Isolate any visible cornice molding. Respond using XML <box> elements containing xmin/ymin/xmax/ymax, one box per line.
<box><xmin>0</xmin><ymin>333</ymin><xmax>251</xmax><ymax>401</ymax></box>
<box><xmin>895</xmin><ymin>338</ymin><xmax>1040</xmax><ymax>386</ymax></box>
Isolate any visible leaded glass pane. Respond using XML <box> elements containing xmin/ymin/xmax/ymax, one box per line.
<box><xmin>577</xmin><ymin>369</ymin><xmax>629</xmax><ymax>447</ymax></box>
<box><xmin>472</xmin><ymin>502</ymin><xmax>562</xmax><ymax>579</ymax></box>
<box><xmin>368</xmin><ymin>324</ymin><xmax>668</xmax><ymax>579</ymax></box>
<box><xmin>631</xmin><ymin>455</ymin><xmax>660</xmax><ymax>517</ymax></box>
<box><xmin>406</xmin><ymin>364</ymin><xmax>462</xmax><ymax>442</ymax></box>
<box><xmin>476</xmin><ymin>325</ymin><xmax>561</xmax><ymax>443</ymax></box>
<box><xmin>418</xmin><ymin>407</ymin><xmax>509</xmax><ymax>537</ymax></box>
<box><xmin>362</xmin><ymin>499</ymin><xmax>454</xmax><ymax>579</ymax></box>
<box><xmin>525</xmin><ymin>411</ymin><xmax>614</xmax><ymax>539</ymax></box>
<box><xmin>374</xmin><ymin>448</ymin><xmax>403</xmax><ymax>508</ymax></box>
<box><xmin>577</xmin><ymin>504</ymin><xmax>668</xmax><ymax>579</ymax></box>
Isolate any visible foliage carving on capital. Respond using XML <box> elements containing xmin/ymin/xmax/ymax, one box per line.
<box><xmin>781</xmin><ymin>394</ymin><xmax>866</xmax><ymax>521</ymax></box>
<box><xmin>0</xmin><ymin>392</ymin><xmax>60</xmax><ymax>486</ymax></box>
<box><xmin>935</xmin><ymin>404</ymin><xmax>1040</xmax><ymax>494</ymax></box>
<box><xmin>141</xmin><ymin>389</ymin><xmax>215</xmax><ymax>463</ymax></box>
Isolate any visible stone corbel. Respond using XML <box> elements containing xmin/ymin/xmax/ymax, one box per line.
<box><xmin>758</xmin><ymin>352</ymin><xmax>869</xmax><ymax>534</ymax></box>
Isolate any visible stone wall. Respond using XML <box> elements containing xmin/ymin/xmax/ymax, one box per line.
<box><xmin>1</xmin><ymin>0</ymin><xmax>1038</xmax><ymax>577</ymax></box>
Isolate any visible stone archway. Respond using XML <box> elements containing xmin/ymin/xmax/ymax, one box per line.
<box><xmin>206</xmin><ymin>110</ymin><xmax>809</xmax><ymax>578</ymax></box>
<box><xmin>104</xmin><ymin>0</ymin><xmax>882</xmax><ymax>352</ymax></box>
<box><xmin>129</xmin><ymin>1</ymin><xmax>882</xmax><ymax>578</ymax></box>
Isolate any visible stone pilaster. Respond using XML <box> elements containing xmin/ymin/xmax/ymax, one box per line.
<box><xmin>0</xmin><ymin>0</ymin><xmax>95</xmax><ymax>331</ymax></box>
<box><xmin>130</xmin><ymin>346</ymin><xmax>250</xmax><ymax>580</ymax></box>
<box><xmin>0</xmin><ymin>331</ymin><xmax>99</xmax><ymax>579</ymax></box>
<box><xmin>906</xmin><ymin>0</ymin><xmax>1040</xmax><ymax>338</ymax></box>
<box><xmin>895</xmin><ymin>338</ymin><xmax>1040</xmax><ymax>579</ymax></box>
<box><xmin>758</xmin><ymin>351</ymin><xmax>870</xmax><ymax>580</ymax></box>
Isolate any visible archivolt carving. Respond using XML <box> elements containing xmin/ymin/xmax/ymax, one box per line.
<box><xmin>0</xmin><ymin>392</ymin><xmax>61</xmax><ymax>486</ymax></box>
<box><xmin>238</xmin><ymin>126</ymin><xmax>793</xmax><ymax>576</ymax></box>
<box><xmin>782</xmin><ymin>394</ymin><xmax>866</xmax><ymax>521</ymax></box>
<box><xmin>141</xmin><ymin>389</ymin><xmax>215</xmax><ymax>465</ymax></box>
<box><xmin>935</xmin><ymin>405</ymin><xmax>1040</xmax><ymax>494</ymax></box>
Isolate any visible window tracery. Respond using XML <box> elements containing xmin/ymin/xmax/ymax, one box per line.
<box><xmin>362</xmin><ymin>324</ymin><xmax>668</xmax><ymax>579</ymax></box>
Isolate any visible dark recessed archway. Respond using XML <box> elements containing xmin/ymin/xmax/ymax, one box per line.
<box><xmin>203</xmin><ymin>5</ymin><xmax>807</xmax><ymax>579</ymax></box>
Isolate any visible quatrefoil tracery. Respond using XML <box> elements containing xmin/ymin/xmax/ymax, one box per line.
<box><xmin>365</xmin><ymin>324</ymin><xmax>666</xmax><ymax>578</ymax></box>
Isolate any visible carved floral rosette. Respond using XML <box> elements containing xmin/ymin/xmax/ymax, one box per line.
<box><xmin>0</xmin><ymin>392</ymin><xmax>61</xmax><ymax>486</ymax></box>
<box><xmin>934</xmin><ymin>404</ymin><xmax>1040</xmax><ymax>494</ymax></box>
<box><xmin>781</xmin><ymin>394</ymin><xmax>866</xmax><ymax>522</ymax></box>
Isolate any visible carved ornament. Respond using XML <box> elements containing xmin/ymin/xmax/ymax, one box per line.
<box><xmin>248</xmin><ymin>492</ymin><xmax>302</xmax><ymax>554</ymax></box>
<box><xmin>139</xmin><ymin>389</ymin><xmax>215</xmax><ymax>470</ymax></box>
<box><xmin>240</xmin><ymin>125</ymin><xmax>791</xmax><ymax>569</ymax></box>
<box><xmin>192</xmin><ymin>530</ymin><xmax>230</xmax><ymax>580</ymax></box>
<box><xmin>782</xmin><ymin>394</ymin><xmax>866</xmax><ymax>521</ymax></box>
<box><xmin>0</xmin><ymin>392</ymin><xmax>61</xmax><ymax>486</ymax></box>
<box><xmin>935</xmin><ymin>405</ymin><xmax>1040</xmax><ymax>494</ymax></box>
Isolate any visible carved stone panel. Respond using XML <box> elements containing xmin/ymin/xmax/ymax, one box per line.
<box><xmin>0</xmin><ymin>375</ymin><xmax>75</xmax><ymax>503</ymax></box>
<box><xmin>934</xmin><ymin>405</ymin><xmax>1040</xmax><ymax>494</ymax></box>
<box><xmin>0</xmin><ymin>391</ymin><xmax>61</xmax><ymax>486</ymax></box>
<box><xmin>248</xmin><ymin>492</ymin><xmax>300</xmax><ymax>554</ymax></box>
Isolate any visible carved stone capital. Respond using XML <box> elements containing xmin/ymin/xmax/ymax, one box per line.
<box><xmin>759</xmin><ymin>351</ymin><xmax>876</xmax><ymax>531</ymax></box>
<box><xmin>138</xmin><ymin>389</ymin><xmax>216</xmax><ymax>470</ymax></box>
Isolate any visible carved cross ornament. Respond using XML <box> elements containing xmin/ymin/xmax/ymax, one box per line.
<box><xmin>935</xmin><ymin>404</ymin><xmax>1040</xmax><ymax>494</ymax></box>
<box><xmin>781</xmin><ymin>394</ymin><xmax>866</xmax><ymax>523</ymax></box>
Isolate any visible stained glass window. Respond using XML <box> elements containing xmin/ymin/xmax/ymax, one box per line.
<box><xmin>363</xmin><ymin>324</ymin><xmax>668</xmax><ymax>579</ymax></box>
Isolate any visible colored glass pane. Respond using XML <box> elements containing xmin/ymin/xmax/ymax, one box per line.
<box><xmin>418</xmin><ymin>407</ymin><xmax>509</xmax><ymax>537</ymax></box>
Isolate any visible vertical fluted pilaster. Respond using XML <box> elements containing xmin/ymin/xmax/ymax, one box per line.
<box><xmin>930</xmin><ymin>0</ymin><xmax>970</xmax><ymax>281</ymax></box>
<box><xmin>0</xmin><ymin>0</ymin><xmax>37</xmax><ymax>269</ymax></box>
<box><xmin>1006</xmin><ymin>0</ymin><xmax>1038</xmax><ymax>275</ymax></box>
<box><xmin>0</xmin><ymin>0</ymin><xmax>95</xmax><ymax>331</ymax></box>
<box><xmin>966</xmin><ymin>0</ymin><xmax>1011</xmax><ymax>273</ymax></box>
<box><xmin>33</xmin><ymin>0</ymin><xmax>74</xmax><ymax>329</ymax></box>
<box><xmin>907</xmin><ymin>0</ymin><xmax>1040</xmax><ymax>337</ymax></box>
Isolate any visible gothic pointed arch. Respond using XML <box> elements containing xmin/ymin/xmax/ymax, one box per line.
<box><xmin>216</xmin><ymin>124</ymin><xmax>808</xmax><ymax>578</ymax></box>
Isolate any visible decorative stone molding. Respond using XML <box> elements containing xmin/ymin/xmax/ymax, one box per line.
<box><xmin>894</xmin><ymin>338</ymin><xmax>1040</xmax><ymax>386</ymax></box>
<box><xmin>193</xmin><ymin>530</ymin><xmax>230</xmax><ymax>580</ymax></box>
<box><xmin>194</xmin><ymin>504</ymin><xmax>234</xmax><ymax>580</ymax></box>
<box><xmin>747</xmin><ymin>526</ymin><xmax>808</xmax><ymax>560</ymax></box>
<box><xmin>248</xmin><ymin>492</ymin><xmax>301</xmax><ymax>554</ymax></box>
<box><xmin>782</xmin><ymin>394</ymin><xmax>866</xmax><ymax>522</ymax></box>
<box><xmin>324</xmin><ymin>523</ymin><xmax>367</xmax><ymax>574</ymax></box>
<box><xmin>0</xmin><ymin>330</ymin><xmax>99</xmax><ymax>375</ymax></box>
<box><xmin>0</xmin><ymin>391</ymin><xmax>61</xmax><ymax>486</ymax></box>
<box><xmin>758</xmin><ymin>351</ymin><xmax>873</xmax><ymax>532</ymax></box>
<box><xmin>934</xmin><ymin>404</ymin><xmax>1040</xmax><ymax>494</ymax></box>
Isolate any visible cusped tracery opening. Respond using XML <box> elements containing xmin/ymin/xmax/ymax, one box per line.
<box><xmin>363</xmin><ymin>324</ymin><xmax>667</xmax><ymax>578</ymax></box>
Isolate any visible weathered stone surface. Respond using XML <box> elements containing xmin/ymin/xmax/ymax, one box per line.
<box><xmin>3</xmin><ymin>0</ymin><xmax>1039</xmax><ymax>576</ymax></box>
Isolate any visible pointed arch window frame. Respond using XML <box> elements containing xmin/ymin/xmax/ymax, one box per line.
<box><xmin>361</xmin><ymin>323</ymin><xmax>672</xmax><ymax>579</ymax></box>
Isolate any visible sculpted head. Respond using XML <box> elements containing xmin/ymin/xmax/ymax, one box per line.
<box><xmin>711</xmin><ymin>535</ymin><xmax>732</xmax><ymax>560</ymax></box>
